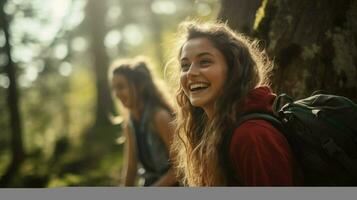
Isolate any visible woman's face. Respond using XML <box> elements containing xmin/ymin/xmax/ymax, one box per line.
<box><xmin>179</xmin><ymin>37</ymin><xmax>228</xmax><ymax>116</ymax></box>
<box><xmin>112</xmin><ymin>74</ymin><xmax>136</xmax><ymax>109</ymax></box>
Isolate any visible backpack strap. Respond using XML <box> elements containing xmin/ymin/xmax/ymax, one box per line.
<box><xmin>228</xmin><ymin>112</ymin><xmax>357</xmax><ymax>181</ymax></box>
<box><xmin>130</xmin><ymin>105</ymin><xmax>157</xmax><ymax>173</ymax></box>
<box><xmin>236</xmin><ymin>112</ymin><xmax>284</xmax><ymax>131</ymax></box>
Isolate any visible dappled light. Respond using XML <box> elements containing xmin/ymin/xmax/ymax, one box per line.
<box><xmin>1</xmin><ymin>0</ymin><xmax>356</xmax><ymax>188</ymax></box>
<box><xmin>151</xmin><ymin>1</ymin><xmax>177</xmax><ymax>15</ymax></box>
<box><xmin>0</xmin><ymin>0</ymin><xmax>219</xmax><ymax>187</ymax></box>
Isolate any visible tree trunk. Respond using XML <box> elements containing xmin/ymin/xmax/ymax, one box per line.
<box><xmin>219</xmin><ymin>0</ymin><xmax>357</xmax><ymax>101</ymax></box>
<box><xmin>147</xmin><ymin>0</ymin><xmax>165</xmax><ymax>69</ymax></box>
<box><xmin>218</xmin><ymin>0</ymin><xmax>261</xmax><ymax>35</ymax></box>
<box><xmin>0</xmin><ymin>0</ymin><xmax>25</xmax><ymax>187</ymax></box>
<box><xmin>86</xmin><ymin>0</ymin><xmax>115</xmax><ymax>126</ymax></box>
<box><xmin>81</xmin><ymin>0</ymin><xmax>119</xmax><ymax>157</ymax></box>
<box><xmin>254</xmin><ymin>0</ymin><xmax>357</xmax><ymax>100</ymax></box>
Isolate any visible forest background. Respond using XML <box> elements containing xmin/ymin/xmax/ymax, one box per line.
<box><xmin>0</xmin><ymin>0</ymin><xmax>356</xmax><ymax>187</ymax></box>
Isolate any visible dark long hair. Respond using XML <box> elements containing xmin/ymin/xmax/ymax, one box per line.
<box><xmin>111</xmin><ymin>58</ymin><xmax>173</xmax><ymax>117</ymax></box>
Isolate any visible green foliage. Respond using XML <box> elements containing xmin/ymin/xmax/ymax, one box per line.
<box><xmin>47</xmin><ymin>174</ymin><xmax>82</xmax><ymax>187</ymax></box>
<box><xmin>46</xmin><ymin>142</ymin><xmax>124</xmax><ymax>187</ymax></box>
<box><xmin>0</xmin><ymin>150</ymin><xmax>11</xmax><ymax>174</ymax></box>
<box><xmin>0</xmin><ymin>89</ymin><xmax>10</xmax><ymax>152</ymax></box>
<box><xmin>0</xmin><ymin>0</ymin><xmax>219</xmax><ymax>187</ymax></box>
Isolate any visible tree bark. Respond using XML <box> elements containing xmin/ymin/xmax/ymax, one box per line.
<box><xmin>147</xmin><ymin>0</ymin><xmax>165</xmax><ymax>69</ymax></box>
<box><xmin>218</xmin><ymin>0</ymin><xmax>261</xmax><ymax>35</ymax></box>
<box><xmin>219</xmin><ymin>0</ymin><xmax>357</xmax><ymax>101</ymax></box>
<box><xmin>0</xmin><ymin>0</ymin><xmax>25</xmax><ymax>187</ymax></box>
<box><xmin>255</xmin><ymin>0</ymin><xmax>357</xmax><ymax>100</ymax></box>
<box><xmin>86</xmin><ymin>0</ymin><xmax>115</xmax><ymax>125</ymax></box>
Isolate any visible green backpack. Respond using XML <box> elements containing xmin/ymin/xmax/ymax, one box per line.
<box><xmin>224</xmin><ymin>93</ymin><xmax>357</xmax><ymax>186</ymax></box>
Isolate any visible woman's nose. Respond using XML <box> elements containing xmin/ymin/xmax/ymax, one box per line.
<box><xmin>186</xmin><ymin>64</ymin><xmax>199</xmax><ymax>78</ymax></box>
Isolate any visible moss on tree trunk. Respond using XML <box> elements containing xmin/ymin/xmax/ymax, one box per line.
<box><xmin>219</xmin><ymin>0</ymin><xmax>357</xmax><ymax>101</ymax></box>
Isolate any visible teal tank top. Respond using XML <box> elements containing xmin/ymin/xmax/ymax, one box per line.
<box><xmin>129</xmin><ymin>105</ymin><xmax>170</xmax><ymax>185</ymax></box>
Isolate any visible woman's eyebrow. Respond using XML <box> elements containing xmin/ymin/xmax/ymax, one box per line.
<box><xmin>180</xmin><ymin>52</ymin><xmax>213</xmax><ymax>61</ymax></box>
<box><xmin>197</xmin><ymin>52</ymin><xmax>213</xmax><ymax>58</ymax></box>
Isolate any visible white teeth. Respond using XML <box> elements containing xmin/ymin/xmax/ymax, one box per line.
<box><xmin>189</xmin><ymin>83</ymin><xmax>209</xmax><ymax>90</ymax></box>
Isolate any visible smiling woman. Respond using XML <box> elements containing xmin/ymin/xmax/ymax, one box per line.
<box><xmin>179</xmin><ymin>37</ymin><xmax>228</xmax><ymax>119</ymax></box>
<box><xmin>109</xmin><ymin>57</ymin><xmax>178</xmax><ymax>186</ymax></box>
<box><xmin>171</xmin><ymin>21</ymin><xmax>300</xmax><ymax>186</ymax></box>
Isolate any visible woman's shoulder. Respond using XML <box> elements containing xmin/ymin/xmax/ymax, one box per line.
<box><xmin>229</xmin><ymin>119</ymin><xmax>297</xmax><ymax>186</ymax></box>
<box><xmin>144</xmin><ymin>106</ymin><xmax>173</xmax><ymax>131</ymax></box>
<box><xmin>150</xmin><ymin>107</ymin><xmax>174</xmax><ymax>148</ymax></box>
<box><xmin>151</xmin><ymin>107</ymin><xmax>173</xmax><ymax>122</ymax></box>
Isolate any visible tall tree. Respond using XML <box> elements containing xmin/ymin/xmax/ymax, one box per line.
<box><xmin>146</xmin><ymin>0</ymin><xmax>165</xmax><ymax>68</ymax></box>
<box><xmin>80</xmin><ymin>0</ymin><xmax>119</xmax><ymax>157</ymax></box>
<box><xmin>255</xmin><ymin>0</ymin><xmax>357</xmax><ymax>100</ymax></box>
<box><xmin>86</xmin><ymin>0</ymin><xmax>115</xmax><ymax>126</ymax></box>
<box><xmin>217</xmin><ymin>0</ymin><xmax>261</xmax><ymax>35</ymax></box>
<box><xmin>0</xmin><ymin>0</ymin><xmax>25</xmax><ymax>187</ymax></box>
<box><xmin>219</xmin><ymin>0</ymin><xmax>357</xmax><ymax>101</ymax></box>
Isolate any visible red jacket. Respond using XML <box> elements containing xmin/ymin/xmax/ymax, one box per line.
<box><xmin>229</xmin><ymin>86</ymin><xmax>299</xmax><ymax>186</ymax></box>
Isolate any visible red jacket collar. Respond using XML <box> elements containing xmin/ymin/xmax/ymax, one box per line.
<box><xmin>240</xmin><ymin>86</ymin><xmax>276</xmax><ymax>114</ymax></box>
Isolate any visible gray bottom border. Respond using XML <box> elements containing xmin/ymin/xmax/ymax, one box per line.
<box><xmin>1</xmin><ymin>187</ymin><xmax>356</xmax><ymax>200</ymax></box>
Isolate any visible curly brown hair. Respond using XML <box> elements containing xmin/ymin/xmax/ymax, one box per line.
<box><xmin>171</xmin><ymin>21</ymin><xmax>273</xmax><ymax>186</ymax></box>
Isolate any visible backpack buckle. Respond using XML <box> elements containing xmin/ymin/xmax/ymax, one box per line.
<box><xmin>321</xmin><ymin>138</ymin><xmax>342</xmax><ymax>156</ymax></box>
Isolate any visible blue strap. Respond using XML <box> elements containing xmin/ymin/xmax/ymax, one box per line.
<box><xmin>131</xmin><ymin>105</ymin><xmax>157</xmax><ymax>173</ymax></box>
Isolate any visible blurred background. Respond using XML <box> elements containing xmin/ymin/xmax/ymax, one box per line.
<box><xmin>0</xmin><ymin>0</ymin><xmax>356</xmax><ymax>187</ymax></box>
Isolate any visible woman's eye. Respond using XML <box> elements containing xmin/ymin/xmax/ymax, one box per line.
<box><xmin>180</xmin><ymin>63</ymin><xmax>190</xmax><ymax>71</ymax></box>
<box><xmin>200</xmin><ymin>59</ymin><xmax>211</xmax><ymax>66</ymax></box>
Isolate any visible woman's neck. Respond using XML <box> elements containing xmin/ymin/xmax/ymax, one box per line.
<box><xmin>203</xmin><ymin>106</ymin><xmax>214</xmax><ymax>121</ymax></box>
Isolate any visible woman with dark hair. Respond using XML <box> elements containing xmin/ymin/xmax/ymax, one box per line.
<box><xmin>110</xmin><ymin>58</ymin><xmax>177</xmax><ymax>186</ymax></box>
<box><xmin>171</xmin><ymin>21</ymin><xmax>300</xmax><ymax>186</ymax></box>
